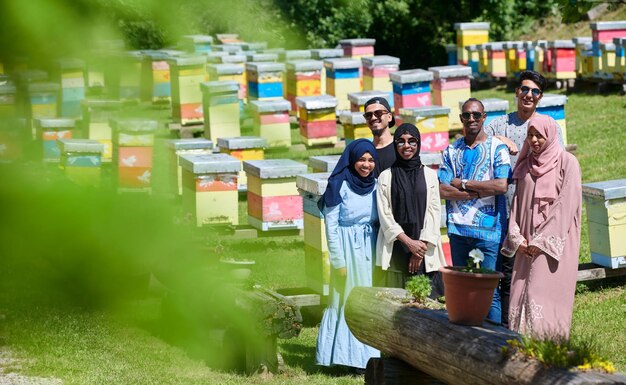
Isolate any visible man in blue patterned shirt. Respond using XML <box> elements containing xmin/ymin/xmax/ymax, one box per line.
<box><xmin>438</xmin><ymin>98</ymin><xmax>511</xmax><ymax>324</ymax></box>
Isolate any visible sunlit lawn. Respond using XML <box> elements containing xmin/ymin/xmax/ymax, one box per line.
<box><xmin>0</xmin><ymin>85</ymin><xmax>624</xmax><ymax>384</ymax></box>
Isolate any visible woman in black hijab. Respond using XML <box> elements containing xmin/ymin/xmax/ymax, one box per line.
<box><xmin>375</xmin><ymin>123</ymin><xmax>446</xmax><ymax>295</ymax></box>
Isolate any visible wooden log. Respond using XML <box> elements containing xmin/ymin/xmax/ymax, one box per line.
<box><xmin>365</xmin><ymin>357</ymin><xmax>446</xmax><ymax>385</ymax></box>
<box><xmin>577</xmin><ymin>262</ymin><xmax>626</xmax><ymax>282</ymax></box>
<box><xmin>345</xmin><ymin>287</ymin><xmax>626</xmax><ymax>385</ymax></box>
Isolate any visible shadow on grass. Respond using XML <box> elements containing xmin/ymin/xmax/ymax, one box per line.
<box><xmin>278</xmin><ymin>337</ymin><xmax>356</xmax><ymax>377</ymax></box>
<box><xmin>576</xmin><ymin>276</ymin><xmax>626</xmax><ymax>294</ymax></box>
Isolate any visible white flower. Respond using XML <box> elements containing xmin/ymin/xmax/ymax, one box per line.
<box><xmin>469</xmin><ymin>248</ymin><xmax>484</xmax><ymax>269</ymax></box>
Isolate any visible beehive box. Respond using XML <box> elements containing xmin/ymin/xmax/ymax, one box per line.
<box><xmin>454</xmin><ymin>22</ymin><xmax>490</xmax><ymax>65</ymax></box>
<box><xmin>217</xmin><ymin>136</ymin><xmax>266</xmax><ymax>191</ymax></box>
<box><xmin>537</xmin><ymin>94</ymin><xmax>568</xmax><ymax>145</ymax></box>
<box><xmin>582</xmin><ymin>179</ymin><xmax>626</xmax><ymax>268</ymax></box>
<box><xmin>53</xmin><ymin>58</ymin><xmax>85</xmax><ymax>118</ymax></box>
<box><xmin>476</xmin><ymin>43</ymin><xmax>490</xmax><ymax>76</ymax></box>
<box><xmin>0</xmin><ymin>83</ymin><xmax>17</xmax><ymax>119</ymax></box>
<box><xmin>180</xmin><ymin>35</ymin><xmax>213</xmax><ymax>54</ymax></box>
<box><xmin>34</xmin><ymin>118</ymin><xmax>76</xmax><ymax>162</ymax></box>
<box><xmin>309</xmin><ymin>155</ymin><xmax>340</xmax><ymax>173</ymax></box>
<box><xmin>213</xmin><ymin>44</ymin><xmax>243</xmax><ymax>54</ymax></box>
<box><xmin>513</xmin><ymin>41</ymin><xmax>529</xmax><ymax>74</ymax></box>
<box><xmin>26</xmin><ymin>82</ymin><xmax>60</xmax><ymax>130</ymax></box>
<box><xmin>168</xmin><ymin>55</ymin><xmax>207</xmax><ymax>126</ymax></box>
<box><xmin>446</xmin><ymin>44</ymin><xmax>458</xmax><ymax>66</ymax></box>
<box><xmin>324</xmin><ymin>58</ymin><xmax>362</xmax><ymax>110</ymax></box>
<box><xmin>180</xmin><ymin>153</ymin><xmax>241</xmax><ymax>227</ymax></box>
<box><xmin>57</xmin><ymin>138</ymin><xmax>104</xmax><ymax>186</ymax></box>
<box><xmin>548</xmin><ymin>40</ymin><xmax>577</xmax><ymax>80</ymax></box>
<box><xmin>612</xmin><ymin>37</ymin><xmax>625</xmax><ymax>79</ymax></box>
<box><xmin>390</xmin><ymin>69</ymin><xmax>433</xmax><ymax>111</ymax></box>
<box><xmin>110</xmin><ymin>118</ymin><xmax>158</xmax><ymax>192</ymax></box>
<box><xmin>243</xmin><ymin>159</ymin><xmax>307</xmax><ymax>231</ymax></box>
<box><xmin>297</xmin><ymin>172</ymin><xmax>331</xmax><ymax>296</ymax></box>
<box><xmin>141</xmin><ymin>50</ymin><xmax>179</xmax><ymax>104</ymax></box>
<box><xmin>200</xmin><ymin>80</ymin><xmax>240</xmax><ymax>142</ymax></box>
<box><xmin>428</xmin><ymin>65</ymin><xmax>472</xmax><ymax>130</ymax></box>
<box><xmin>485</xmin><ymin>42</ymin><xmax>507</xmax><ymax>78</ymax></box>
<box><xmin>296</xmin><ymin>95</ymin><xmax>338</xmax><ymax>146</ymax></box>
<box><xmin>310</xmin><ymin>49</ymin><xmax>343</xmax><ymax>94</ymax></box>
<box><xmin>590</xmin><ymin>21</ymin><xmax>626</xmax><ymax>74</ymax></box>
<box><xmin>398</xmin><ymin>106</ymin><xmax>450</xmax><ymax>152</ymax></box>
<box><xmin>503</xmin><ymin>41</ymin><xmax>524</xmax><ymax>80</ymax></box>
<box><xmin>465</xmin><ymin>45</ymin><xmax>480</xmax><ymax>76</ymax></box>
<box><xmin>81</xmin><ymin>99</ymin><xmax>122</xmax><ymax>162</ymax></box>
<box><xmin>480</xmin><ymin>98</ymin><xmax>509</xmax><ymax>127</ymax></box>
<box><xmin>537</xmin><ymin>40</ymin><xmax>551</xmax><ymax>76</ymax></box>
<box><xmin>285</xmin><ymin>60</ymin><xmax>323</xmax><ymax>113</ymax></box>
<box><xmin>249</xmin><ymin>99</ymin><xmax>291</xmax><ymax>149</ymax></box>
<box><xmin>246</xmin><ymin>62</ymin><xmax>285</xmax><ymax>102</ymax></box>
<box><xmin>108</xmin><ymin>51</ymin><xmax>143</xmax><ymax>101</ymax></box>
<box><xmin>166</xmin><ymin>138</ymin><xmax>214</xmax><ymax>195</ymax></box>
<box><xmin>242</xmin><ymin>42</ymin><xmax>268</xmax><ymax>51</ymax></box>
<box><xmin>347</xmin><ymin>90</ymin><xmax>390</xmax><ymax>113</ymax></box>
<box><xmin>600</xmin><ymin>42</ymin><xmax>617</xmax><ymax>80</ymax></box>
<box><xmin>338</xmin><ymin>38</ymin><xmax>376</xmax><ymax>58</ymax></box>
<box><xmin>339</xmin><ymin>111</ymin><xmax>370</xmax><ymax>144</ymax></box>
<box><xmin>0</xmin><ymin>118</ymin><xmax>25</xmax><ymax>163</ymax></box>
<box><xmin>246</xmin><ymin>53</ymin><xmax>278</xmax><ymax>63</ymax></box>
<box><xmin>522</xmin><ymin>41</ymin><xmax>537</xmax><ymax>74</ymax></box>
<box><xmin>572</xmin><ymin>37</ymin><xmax>593</xmax><ymax>79</ymax></box>
<box><xmin>206</xmin><ymin>63</ymin><xmax>246</xmax><ymax>101</ymax></box>
<box><xmin>361</xmin><ymin>55</ymin><xmax>399</xmax><ymax>104</ymax></box>
<box><xmin>215</xmin><ymin>34</ymin><xmax>241</xmax><ymax>44</ymax></box>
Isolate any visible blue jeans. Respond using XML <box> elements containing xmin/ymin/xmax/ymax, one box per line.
<box><xmin>448</xmin><ymin>234</ymin><xmax>502</xmax><ymax>324</ymax></box>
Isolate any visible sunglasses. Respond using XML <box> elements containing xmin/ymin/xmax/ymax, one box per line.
<box><xmin>363</xmin><ymin>109</ymin><xmax>390</xmax><ymax>120</ymax></box>
<box><xmin>519</xmin><ymin>85</ymin><xmax>542</xmax><ymax>97</ymax></box>
<box><xmin>395</xmin><ymin>139</ymin><xmax>419</xmax><ymax>147</ymax></box>
<box><xmin>460</xmin><ymin>111</ymin><xmax>484</xmax><ymax>121</ymax></box>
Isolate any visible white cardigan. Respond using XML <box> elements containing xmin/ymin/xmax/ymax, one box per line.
<box><xmin>375</xmin><ymin>166</ymin><xmax>447</xmax><ymax>273</ymax></box>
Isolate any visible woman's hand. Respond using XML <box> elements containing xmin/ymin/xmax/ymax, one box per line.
<box><xmin>409</xmin><ymin>254</ymin><xmax>424</xmax><ymax>274</ymax></box>
<box><xmin>526</xmin><ymin>245</ymin><xmax>542</xmax><ymax>258</ymax></box>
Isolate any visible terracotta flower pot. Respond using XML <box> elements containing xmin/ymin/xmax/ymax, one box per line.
<box><xmin>439</xmin><ymin>266</ymin><xmax>504</xmax><ymax>326</ymax></box>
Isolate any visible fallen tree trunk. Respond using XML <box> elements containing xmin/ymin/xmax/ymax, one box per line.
<box><xmin>345</xmin><ymin>287</ymin><xmax>626</xmax><ymax>385</ymax></box>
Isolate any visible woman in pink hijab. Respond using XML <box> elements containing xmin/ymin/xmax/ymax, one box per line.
<box><xmin>501</xmin><ymin>114</ymin><xmax>582</xmax><ymax>339</ymax></box>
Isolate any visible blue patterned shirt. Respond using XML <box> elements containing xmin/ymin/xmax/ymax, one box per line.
<box><xmin>438</xmin><ymin>135</ymin><xmax>511</xmax><ymax>243</ymax></box>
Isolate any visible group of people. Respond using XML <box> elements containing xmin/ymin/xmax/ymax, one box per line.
<box><xmin>315</xmin><ymin>70</ymin><xmax>583</xmax><ymax>371</ymax></box>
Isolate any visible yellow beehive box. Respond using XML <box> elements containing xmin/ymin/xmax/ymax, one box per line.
<box><xmin>218</xmin><ymin>136</ymin><xmax>267</xmax><ymax>191</ymax></box>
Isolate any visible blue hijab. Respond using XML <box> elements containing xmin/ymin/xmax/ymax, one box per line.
<box><xmin>319</xmin><ymin>138</ymin><xmax>378</xmax><ymax>210</ymax></box>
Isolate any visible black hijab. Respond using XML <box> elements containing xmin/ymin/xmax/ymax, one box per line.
<box><xmin>390</xmin><ymin>123</ymin><xmax>427</xmax><ymax>240</ymax></box>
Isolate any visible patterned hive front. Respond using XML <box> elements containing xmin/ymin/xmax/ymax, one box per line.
<box><xmin>297</xmin><ymin>172</ymin><xmax>331</xmax><ymax>296</ymax></box>
<box><xmin>361</xmin><ymin>55</ymin><xmax>399</xmax><ymax>108</ymax></box>
<box><xmin>243</xmin><ymin>159</ymin><xmax>307</xmax><ymax>231</ymax></box>
<box><xmin>249</xmin><ymin>99</ymin><xmax>291</xmax><ymax>149</ymax></box>
<box><xmin>217</xmin><ymin>136</ymin><xmax>266</xmax><ymax>191</ymax></box>
<box><xmin>179</xmin><ymin>153</ymin><xmax>241</xmax><ymax>227</ymax></box>
<box><xmin>81</xmin><ymin>99</ymin><xmax>122</xmax><ymax>163</ymax></box>
<box><xmin>296</xmin><ymin>95</ymin><xmax>338</xmax><ymax>146</ymax></box>
<box><xmin>168</xmin><ymin>56</ymin><xmax>207</xmax><ymax>126</ymax></box>
<box><xmin>34</xmin><ymin>118</ymin><xmax>76</xmax><ymax>162</ymax></box>
<box><xmin>454</xmin><ymin>22</ymin><xmax>490</xmax><ymax>65</ymax></box>
<box><xmin>110</xmin><ymin>118</ymin><xmax>158</xmax><ymax>192</ymax></box>
<box><xmin>324</xmin><ymin>58</ymin><xmax>362</xmax><ymax>111</ymax></box>
<box><xmin>339</xmin><ymin>111</ymin><xmax>370</xmax><ymax>144</ymax></box>
<box><xmin>398</xmin><ymin>106</ymin><xmax>450</xmax><ymax>153</ymax></box>
<box><xmin>390</xmin><ymin>69</ymin><xmax>433</xmax><ymax>111</ymax></box>
<box><xmin>285</xmin><ymin>59</ymin><xmax>322</xmax><ymax>114</ymax></box>
<box><xmin>246</xmin><ymin>62</ymin><xmax>285</xmax><ymax>103</ymax></box>
<box><xmin>338</xmin><ymin>38</ymin><xmax>376</xmax><ymax>59</ymax></box>
<box><xmin>428</xmin><ymin>65</ymin><xmax>472</xmax><ymax>130</ymax></box>
<box><xmin>57</xmin><ymin>138</ymin><xmax>104</xmax><ymax>187</ymax></box>
<box><xmin>166</xmin><ymin>138</ymin><xmax>214</xmax><ymax>196</ymax></box>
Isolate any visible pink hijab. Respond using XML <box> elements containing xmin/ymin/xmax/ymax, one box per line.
<box><xmin>512</xmin><ymin>114</ymin><xmax>563</xmax><ymax>226</ymax></box>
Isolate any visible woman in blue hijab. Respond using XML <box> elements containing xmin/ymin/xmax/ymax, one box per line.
<box><xmin>316</xmin><ymin>139</ymin><xmax>380</xmax><ymax>370</ymax></box>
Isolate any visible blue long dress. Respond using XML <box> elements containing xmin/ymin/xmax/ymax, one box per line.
<box><xmin>316</xmin><ymin>181</ymin><xmax>380</xmax><ymax>369</ymax></box>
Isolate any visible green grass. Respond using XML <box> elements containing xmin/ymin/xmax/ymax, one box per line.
<box><xmin>0</xmin><ymin>86</ymin><xmax>624</xmax><ymax>384</ymax></box>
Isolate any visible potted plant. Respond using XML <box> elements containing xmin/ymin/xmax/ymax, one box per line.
<box><xmin>439</xmin><ymin>249</ymin><xmax>504</xmax><ymax>326</ymax></box>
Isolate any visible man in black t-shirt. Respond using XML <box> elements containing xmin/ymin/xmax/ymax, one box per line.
<box><xmin>363</xmin><ymin>97</ymin><xmax>396</xmax><ymax>177</ymax></box>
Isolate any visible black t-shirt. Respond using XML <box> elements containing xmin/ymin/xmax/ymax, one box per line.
<box><xmin>374</xmin><ymin>142</ymin><xmax>396</xmax><ymax>177</ymax></box>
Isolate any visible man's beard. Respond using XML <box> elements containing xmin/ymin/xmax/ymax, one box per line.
<box><xmin>371</xmin><ymin>128</ymin><xmax>384</xmax><ymax>137</ymax></box>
